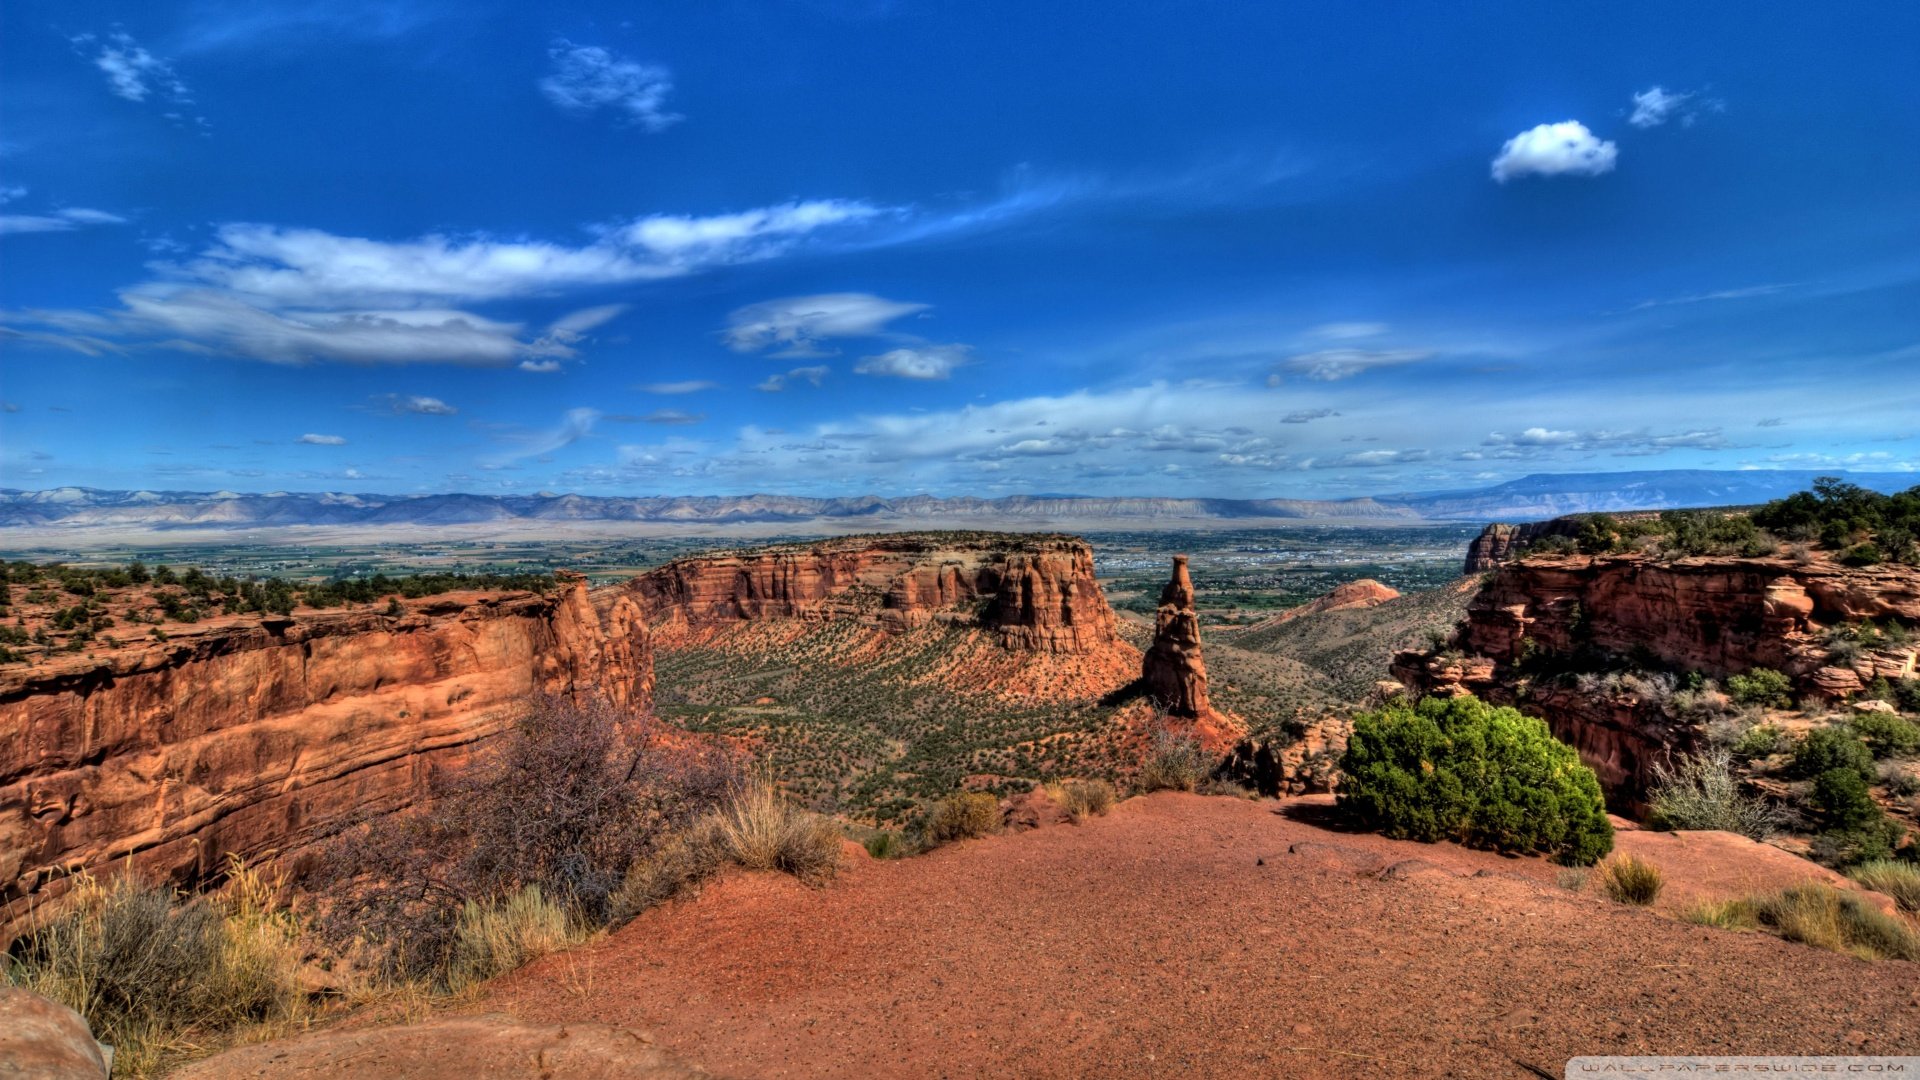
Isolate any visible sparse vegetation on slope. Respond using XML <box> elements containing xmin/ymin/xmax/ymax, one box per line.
<box><xmin>1597</xmin><ymin>854</ymin><xmax>1665</xmax><ymax>905</ymax></box>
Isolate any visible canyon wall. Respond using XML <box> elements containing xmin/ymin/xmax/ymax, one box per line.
<box><xmin>1396</xmin><ymin>549</ymin><xmax>1920</xmax><ymax>799</ymax></box>
<box><xmin>1</xmin><ymin>573</ymin><xmax>650</xmax><ymax>940</ymax></box>
<box><xmin>615</xmin><ymin>533</ymin><xmax>1125</xmax><ymax>656</ymax></box>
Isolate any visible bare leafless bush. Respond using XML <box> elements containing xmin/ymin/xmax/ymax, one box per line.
<box><xmin>311</xmin><ymin>694</ymin><xmax>743</xmax><ymax>978</ymax></box>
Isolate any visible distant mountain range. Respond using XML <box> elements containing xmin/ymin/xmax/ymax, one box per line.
<box><xmin>1</xmin><ymin>470</ymin><xmax>1912</xmax><ymax>530</ymax></box>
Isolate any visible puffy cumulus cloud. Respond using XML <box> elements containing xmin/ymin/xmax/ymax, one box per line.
<box><xmin>1270</xmin><ymin>348</ymin><xmax>1430</xmax><ymax>383</ymax></box>
<box><xmin>854</xmin><ymin>343</ymin><xmax>971</xmax><ymax>380</ymax></box>
<box><xmin>1491</xmin><ymin>121</ymin><xmax>1618</xmax><ymax>182</ymax></box>
<box><xmin>0</xmin><ymin>206</ymin><xmax>128</xmax><ymax>235</ymax></box>
<box><xmin>756</xmin><ymin>365</ymin><xmax>829</xmax><ymax>392</ymax></box>
<box><xmin>2</xmin><ymin>199</ymin><xmax>886</xmax><ymax>365</ymax></box>
<box><xmin>725</xmin><ymin>293</ymin><xmax>928</xmax><ymax>356</ymax></box>
<box><xmin>297</xmin><ymin>433</ymin><xmax>347</xmax><ymax>445</ymax></box>
<box><xmin>637</xmin><ymin>380</ymin><xmax>718</xmax><ymax>394</ymax></box>
<box><xmin>540</xmin><ymin>40</ymin><xmax>682</xmax><ymax>132</ymax></box>
<box><xmin>1466</xmin><ymin>426</ymin><xmax>1729</xmax><ymax>459</ymax></box>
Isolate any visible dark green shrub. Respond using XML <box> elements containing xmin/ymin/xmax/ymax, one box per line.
<box><xmin>1791</xmin><ymin>727</ymin><xmax>1874</xmax><ymax>781</ymax></box>
<box><xmin>1337</xmin><ymin>694</ymin><xmax>1613</xmax><ymax>865</ymax></box>
<box><xmin>1725</xmin><ymin>667</ymin><xmax>1793</xmax><ymax>708</ymax></box>
<box><xmin>1850</xmin><ymin>711</ymin><xmax>1920</xmax><ymax>758</ymax></box>
<box><xmin>1840</xmin><ymin>543</ymin><xmax>1885</xmax><ymax>567</ymax></box>
<box><xmin>1810</xmin><ymin>767</ymin><xmax>1882</xmax><ymax>831</ymax></box>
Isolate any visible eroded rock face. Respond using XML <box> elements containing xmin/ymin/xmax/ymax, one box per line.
<box><xmin>0</xmin><ymin>574</ymin><xmax>651</xmax><ymax>943</ymax></box>
<box><xmin>1142</xmin><ymin>556</ymin><xmax>1212</xmax><ymax>719</ymax></box>
<box><xmin>617</xmin><ymin>533</ymin><xmax>1124</xmax><ymax>656</ymax></box>
<box><xmin>1395</xmin><ymin>548</ymin><xmax>1920</xmax><ymax>800</ymax></box>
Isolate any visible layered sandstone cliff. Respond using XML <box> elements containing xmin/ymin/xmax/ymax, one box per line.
<box><xmin>615</xmin><ymin>533</ymin><xmax>1124</xmax><ymax>656</ymax></box>
<box><xmin>1</xmin><ymin>573</ymin><xmax>650</xmax><ymax>940</ymax></box>
<box><xmin>1396</xmin><ymin>548</ymin><xmax>1920</xmax><ymax>798</ymax></box>
<box><xmin>1250</xmin><ymin>578</ymin><xmax>1401</xmax><ymax>630</ymax></box>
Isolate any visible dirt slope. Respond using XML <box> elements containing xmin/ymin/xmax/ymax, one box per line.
<box><xmin>484</xmin><ymin>794</ymin><xmax>1920</xmax><ymax>1079</ymax></box>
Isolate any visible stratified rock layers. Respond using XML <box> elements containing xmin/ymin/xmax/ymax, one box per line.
<box><xmin>1</xmin><ymin>574</ymin><xmax>650</xmax><ymax>940</ymax></box>
<box><xmin>1396</xmin><ymin>549</ymin><xmax>1920</xmax><ymax>798</ymax></box>
<box><xmin>1142</xmin><ymin>556</ymin><xmax>1212</xmax><ymax>719</ymax></box>
<box><xmin>620</xmin><ymin>533</ymin><xmax>1125</xmax><ymax>657</ymax></box>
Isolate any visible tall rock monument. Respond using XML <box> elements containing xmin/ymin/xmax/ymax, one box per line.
<box><xmin>1142</xmin><ymin>555</ymin><xmax>1212</xmax><ymax>718</ymax></box>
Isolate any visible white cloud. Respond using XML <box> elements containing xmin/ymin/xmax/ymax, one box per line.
<box><xmin>854</xmin><ymin>343</ymin><xmax>971</xmax><ymax>380</ymax></box>
<box><xmin>725</xmin><ymin>293</ymin><xmax>928</xmax><ymax>355</ymax></box>
<box><xmin>2</xmin><ymin>198</ymin><xmax>886</xmax><ymax>364</ymax></box>
<box><xmin>757</xmin><ymin>365</ymin><xmax>829</xmax><ymax>392</ymax></box>
<box><xmin>540</xmin><ymin>40</ymin><xmax>682</xmax><ymax>132</ymax></box>
<box><xmin>1628</xmin><ymin>86</ymin><xmax>1721</xmax><ymax>129</ymax></box>
<box><xmin>485</xmin><ymin>407</ymin><xmax>600</xmax><ymax>464</ymax></box>
<box><xmin>544</xmin><ymin>303</ymin><xmax>627</xmax><ymax>341</ymax></box>
<box><xmin>635</xmin><ymin>409</ymin><xmax>703</xmax><ymax>425</ymax></box>
<box><xmin>0</xmin><ymin>207</ymin><xmax>128</xmax><ymax>235</ymax></box>
<box><xmin>297</xmin><ymin>433</ymin><xmax>347</xmax><ymax>445</ymax></box>
<box><xmin>518</xmin><ymin>359</ymin><xmax>563</xmax><ymax>373</ymax></box>
<box><xmin>0</xmin><ymin>186</ymin><xmax>25</xmax><ymax>205</ymax></box>
<box><xmin>399</xmin><ymin>395</ymin><xmax>456</xmax><ymax>415</ymax></box>
<box><xmin>1627</xmin><ymin>284</ymin><xmax>1790</xmax><ymax>311</ymax></box>
<box><xmin>1472</xmin><ymin>426</ymin><xmax>1729</xmax><ymax>458</ymax></box>
<box><xmin>1272</xmin><ymin>348</ymin><xmax>1431</xmax><ymax>382</ymax></box>
<box><xmin>1629</xmin><ymin>87</ymin><xmax>1687</xmax><ymax>128</ymax></box>
<box><xmin>638</xmin><ymin>380</ymin><xmax>718</xmax><ymax>394</ymax></box>
<box><xmin>1281</xmin><ymin>408</ymin><xmax>1339</xmax><ymax>423</ymax></box>
<box><xmin>1491</xmin><ymin>121</ymin><xmax>1618</xmax><ymax>182</ymax></box>
<box><xmin>89</xmin><ymin>31</ymin><xmax>189</xmax><ymax>102</ymax></box>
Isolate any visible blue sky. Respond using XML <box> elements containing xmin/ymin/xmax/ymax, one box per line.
<box><xmin>1</xmin><ymin>0</ymin><xmax>1916</xmax><ymax>498</ymax></box>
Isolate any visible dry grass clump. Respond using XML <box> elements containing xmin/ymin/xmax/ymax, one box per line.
<box><xmin>445</xmin><ymin>886</ymin><xmax>587</xmax><ymax>992</ymax></box>
<box><xmin>1681</xmin><ymin>899</ymin><xmax>1754</xmax><ymax>930</ymax></box>
<box><xmin>702</xmin><ymin>777</ymin><xmax>843</xmax><ymax>884</ymax></box>
<box><xmin>1848</xmin><ymin>859</ymin><xmax>1920</xmax><ymax>915</ymax></box>
<box><xmin>1136</xmin><ymin>729</ymin><xmax>1211</xmax><ymax>793</ymax></box>
<box><xmin>1682</xmin><ymin>884</ymin><xmax>1920</xmax><ymax>961</ymax></box>
<box><xmin>1750</xmin><ymin>884</ymin><xmax>1920</xmax><ymax>961</ymax></box>
<box><xmin>1597</xmin><ymin>854</ymin><xmax>1664</xmax><ymax>905</ymax></box>
<box><xmin>927</xmin><ymin>792</ymin><xmax>1004</xmax><ymax>844</ymax></box>
<box><xmin>1047</xmin><ymin>778</ymin><xmax>1117</xmax><ymax>822</ymax></box>
<box><xmin>6</xmin><ymin>861</ymin><xmax>308</xmax><ymax>1078</ymax></box>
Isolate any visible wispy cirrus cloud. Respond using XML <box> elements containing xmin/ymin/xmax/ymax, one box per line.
<box><xmin>1270</xmin><ymin>347</ymin><xmax>1431</xmax><ymax>383</ymax></box>
<box><xmin>1</xmin><ymin>200</ymin><xmax>889</xmax><ymax>365</ymax></box>
<box><xmin>540</xmin><ymin>40</ymin><xmax>682</xmax><ymax>132</ymax></box>
<box><xmin>297</xmin><ymin>432</ymin><xmax>347</xmax><ymax>445</ymax></box>
<box><xmin>0</xmin><ymin>205</ymin><xmax>128</xmax><ymax>236</ymax></box>
<box><xmin>637</xmin><ymin>380</ymin><xmax>719</xmax><ymax>394</ymax></box>
<box><xmin>725</xmin><ymin>293</ymin><xmax>928</xmax><ymax>356</ymax></box>
<box><xmin>756</xmin><ymin>365</ymin><xmax>830</xmax><ymax>392</ymax></box>
<box><xmin>72</xmin><ymin>30</ymin><xmax>206</xmax><ymax>129</ymax></box>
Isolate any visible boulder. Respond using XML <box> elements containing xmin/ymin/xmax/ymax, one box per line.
<box><xmin>0</xmin><ymin>988</ymin><xmax>110</xmax><ymax>1080</ymax></box>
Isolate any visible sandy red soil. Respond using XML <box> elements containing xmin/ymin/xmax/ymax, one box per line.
<box><xmin>479</xmin><ymin>793</ymin><xmax>1920</xmax><ymax>1079</ymax></box>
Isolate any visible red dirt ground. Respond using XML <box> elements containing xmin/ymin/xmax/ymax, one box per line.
<box><xmin>481</xmin><ymin>793</ymin><xmax>1920</xmax><ymax>1079</ymax></box>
